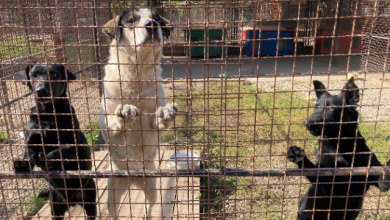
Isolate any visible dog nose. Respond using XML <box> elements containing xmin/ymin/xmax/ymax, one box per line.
<box><xmin>36</xmin><ymin>88</ymin><xmax>49</xmax><ymax>97</ymax></box>
<box><xmin>145</xmin><ymin>20</ymin><xmax>159</xmax><ymax>34</ymax></box>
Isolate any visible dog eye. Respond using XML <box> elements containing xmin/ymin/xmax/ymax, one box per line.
<box><xmin>50</xmin><ymin>73</ymin><xmax>57</xmax><ymax>78</ymax></box>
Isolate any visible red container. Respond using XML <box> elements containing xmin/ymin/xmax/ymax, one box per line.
<box><xmin>315</xmin><ymin>30</ymin><xmax>362</xmax><ymax>54</ymax></box>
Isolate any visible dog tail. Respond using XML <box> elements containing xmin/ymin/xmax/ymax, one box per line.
<box><xmin>38</xmin><ymin>189</ymin><xmax>51</xmax><ymax>199</ymax></box>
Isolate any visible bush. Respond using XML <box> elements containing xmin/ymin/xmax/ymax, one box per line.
<box><xmin>83</xmin><ymin>121</ymin><xmax>105</xmax><ymax>151</ymax></box>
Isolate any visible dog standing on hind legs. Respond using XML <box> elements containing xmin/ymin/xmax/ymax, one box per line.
<box><xmin>14</xmin><ymin>64</ymin><xmax>97</xmax><ymax>219</ymax></box>
<box><xmin>287</xmin><ymin>77</ymin><xmax>390</xmax><ymax>220</ymax></box>
<box><xmin>99</xmin><ymin>8</ymin><xmax>177</xmax><ymax>219</ymax></box>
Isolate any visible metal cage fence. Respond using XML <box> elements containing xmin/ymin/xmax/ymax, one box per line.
<box><xmin>0</xmin><ymin>0</ymin><xmax>390</xmax><ymax>219</ymax></box>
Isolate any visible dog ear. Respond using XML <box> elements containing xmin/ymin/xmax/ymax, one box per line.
<box><xmin>152</xmin><ymin>10</ymin><xmax>172</xmax><ymax>39</ymax></box>
<box><xmin>21</xmin><ymin>64</ymin><xmax>33</xmax><ymax>90</ymax></box>
<box><xmin>343</xmin><ymin>77</ymin><xmax>359</xmax><ymax>106</ymax></box>
<box><xmin>103</xmin><ymin>16</ymin><xmax>122</xmax><ymax>41</ymax></box>
<box><xmin>313</xmin><ymin>80</ymin><xmax>327</xmax><ymax>99</ymax></box>
<box><xmin>159</xmin><ymin>16</ymin><xmax>172</xmax><ymax>39</ymax></box>
<box><xmin>151</xmin><ymin>10</ymin><xmax>171</xmax><ymax>38</ymax></box>
<box><xmin>61</xmin><ymin>66</ymin><xmax>77</xmax><ymax>81</ymax></box>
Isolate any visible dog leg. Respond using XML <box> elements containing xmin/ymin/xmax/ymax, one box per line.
<box><xmin>133</xmin><ymin>177</ymin><xmax>157</xmax><ymax>219</ymax></box>
<box><xmin>14</xmin><ymin>134</ymin><xmax>42</xmax><ymax>172</ymax></box>
<box><xmin>36</xmin><ymin>146</ymin><xmax>76</xmax><ymax>169</ymax></box>
<box><xmin>379</xmin><ymin>160</ymin><xmax>390</xmax><ymax>192</ymax></box>
<box><xmin>364</xmin><ymin>154</ymin><xmax>390</xmax><ymax>191</ymax></box>
<box><xmin>155</xmin><ymin>102</ymin><xmax>178</xmax><ymax>130</ymax></box>
<box><xmin>287</xmin><ymin>146</ymin><xmax>316</xmax><ymax>169</ymax></box>
<box><xmin>14</xmin><ymin>150</ymin><xmax>37</xmax><ymax>172</ymax></box>
<box><xmin>107</xmin><ymin>177</ymin><xmax>127</xmax><ymax>219</ymax></box>
<box><xmin>100</xmin><ymin>104</ymin><xmax>139</xmax><ymax>138</ymax></box>
<box><xmin>50</xmin><ymin>190</ymin><xmax>67</xmax><ymax>220</ymax></box>
<box><xmin>297</xmin><ymin>192</ymin><xmax>309</xmax><ymax>219</ymax></box>
<box><xmin>288</xmin><ymin>146</ymin><xmax>319</xmax><ymax>184</ymax></box>
<box><xmin>82</xmin><ymin>179</ymin><xmax>97</xmax><ymax>220</ymax></box>
<box><xmin>371</xmin><ymin>159</ymin><xmax>390</xmax><ymax>192</ymax></box>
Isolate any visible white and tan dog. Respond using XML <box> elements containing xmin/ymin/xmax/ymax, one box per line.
<box><xmin>99</xmin><ymin>8</ymin><xmax>177</xmax><ymax>219</ymax></box>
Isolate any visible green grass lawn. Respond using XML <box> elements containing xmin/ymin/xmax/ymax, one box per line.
<box><xmin>162</xmin><ymin>80</ymin><xmax>390</xmax><ymax>219</ymax></box>
<box><xmin>0</xmin><ymin>38</ymin><xmax>44</xmax><ymax>58</ymax></box>
<box><xmin>0</xmin><ymin>36</ymin><xmax>95</xmax><ymax>63</ymax></box>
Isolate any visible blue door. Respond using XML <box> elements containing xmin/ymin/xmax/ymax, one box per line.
<box><xmin>260</xmin><ymin>31</ymin><xmax>277</xmax><ymax>55</ymax></box>
<box><xmin>245</xmin><ymin>30</ymin><xmax>292</xmax><ymax>56</ymax></box>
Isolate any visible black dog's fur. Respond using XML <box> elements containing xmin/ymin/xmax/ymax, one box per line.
<box><xmin>14</xmin><ymin>65</ymin><xmax>96</xmax><ymax>220</ymax></box>
<box><xmin>288</xmin><ymin>78</ymin><xmax>390</xmax><ymax>220</ymax></box>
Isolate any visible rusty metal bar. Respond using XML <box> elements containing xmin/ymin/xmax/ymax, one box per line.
<box><xmin>1</xmin><ymin>167</ymin><xmax>389</xmax><ymax>179</ymax></box>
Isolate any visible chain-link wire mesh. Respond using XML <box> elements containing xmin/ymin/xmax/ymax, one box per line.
<box><xmin>0</xmin><ymin>0</ymin><xmax>389</xmax><ymax>219</ymax></box>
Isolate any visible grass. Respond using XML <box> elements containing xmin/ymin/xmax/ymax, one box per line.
<box><xmin>87</xmin><ymin>79</ymin><xmax>95</xmax><ymax>86</ymax></box>
<box><xmin>162</xmin><ymin>81</ymin><xmax>390</xmax><ymax>219</ymax></box>
<box><xmin>0</xmin><ymin>36</ymin><xmax>95</xmax><ymax>63</ymax></box>
<box><xmin>83</xmin><ymin>121</ymin><xmax>104</xmax><ymax>151</ymax></box>
<box><xmin>360</xmin><ymin>122</ymin><xmax>390</xmax><ymax>162</ymax></box>
<box><xmin>0</xmin><ymin>38</ymin><xmax>44</xmax><ymax>59</ymax></box>
<box><xmin>22</xmin><ymin>190</ymin><xmax>48</xmax><ymax>219</ymax></box>
<box><xmin>0</xmin><ymin>131</ymin><xmax>12</xmax><ymax>144</ymax></box>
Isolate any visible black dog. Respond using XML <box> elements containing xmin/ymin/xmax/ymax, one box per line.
<box><xmin>14</xmin><ymin>65</ymin><xmax>96</xmax><ymax>219</ymax></box>
<box><xmin>288</xmin><ymin>78</ymin><xmax>390</xmax><ymax>220</ymax></box>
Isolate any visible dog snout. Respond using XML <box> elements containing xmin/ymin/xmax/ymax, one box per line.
<box><xmin>35</xmin><ymin>87</ymin><xmax>49</xmax><ymax>97</ymax></box>
<box><xmin>145</xmin><ymin>20</ymin><xmax>159</xmax><ymax>35</ymax></box>
<box><xmin>305</xmin><ymin>119</ymin><xmax>323</xmax><ymax>135</ymax></box>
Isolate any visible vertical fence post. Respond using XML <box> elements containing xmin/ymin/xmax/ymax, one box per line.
<box><xmin>91</xmin><ymin>0</ymin><xmax>102</xmax><ymax>97</ymax></box>
<box><xmin>334</xmin><ymin>0</ymin><xmax>343</xmax><ymax>65</ymax></box>
<box><xmin>0</xmin><ymin>65</ymin><xmax>14</xmax><ymax>130</ymax></box>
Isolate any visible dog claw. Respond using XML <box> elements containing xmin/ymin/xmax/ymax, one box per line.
<box><xmin>115</xmin><ymin>104</ymin><xmax>139</xmax><ymax>121</ymax></box>
<box><xmin>157</xmin><ymin>102</ymin><xmax>178</xmax><ymax>121</ymax></box>
<box><xmin>288</xmin><ymin>146</ymin><xmax>305</xmax><ymax>163</ymax></box>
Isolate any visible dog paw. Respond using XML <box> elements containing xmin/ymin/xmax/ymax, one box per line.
<box><xmin>287</xmin><ymin>146</ymin><xmax>305</xmax><ymax>163</ymax></box>
<box><xmin>379</xmin><ymin>160</ymin><xmax>390</xmax><ymax>192</ymax></box>
<box><xmin>14</xmin><ymin>159</ymin><xmax>30</xmax><ymax>172</ymax></box>
<box><xmin>115</xmin><ymin>104</ymin><xmax>139</xmax><ymax>122</ymax></box>
<box><xmin>157</xmin><ymin>102</ymin><xmax>178</xmax><ymax>121</ymax></box>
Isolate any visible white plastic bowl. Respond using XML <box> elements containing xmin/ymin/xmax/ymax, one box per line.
<box><xmin>167</xmin><ymin>152</ymin><xmax>201</xmax><ymax>170</ymax></box>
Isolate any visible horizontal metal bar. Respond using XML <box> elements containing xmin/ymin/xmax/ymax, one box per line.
<box><xmin>1</xmin><ymin>167</ymin><xmax>388</xmax><ymax>179</ymax></box>
<box><xmin>372</xmin><ymin>35</ymin><xmax>390</xmax><ymax>40</ymax></box>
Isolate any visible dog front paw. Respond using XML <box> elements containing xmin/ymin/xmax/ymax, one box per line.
<box><xmin>379</xmin><ymin>160</ymin><xmax>390</xmax><ymax>192</ymax></box>
<box><xmin>288</xmin><ymin>146</ymin><xmax>305</xmax><ymax>163</ymax></box>
<box><xmin>34</xmin><ymin>152</ymin><xmax>51</xmax><ymax>168</ymax></box>
<box><xmin>14</xmin><ymin>159</ymin><xmax>31</xmax><ymax>172</ymax></box>
<box><xmin>115</xmin><ymin>104</ymin><xmax>139</xmax><ymax>123</ymax></box>
<box><xmin>157</xmin><ymin>102</ymin><xmax>178</xmax><ymax>122</ymax></box>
